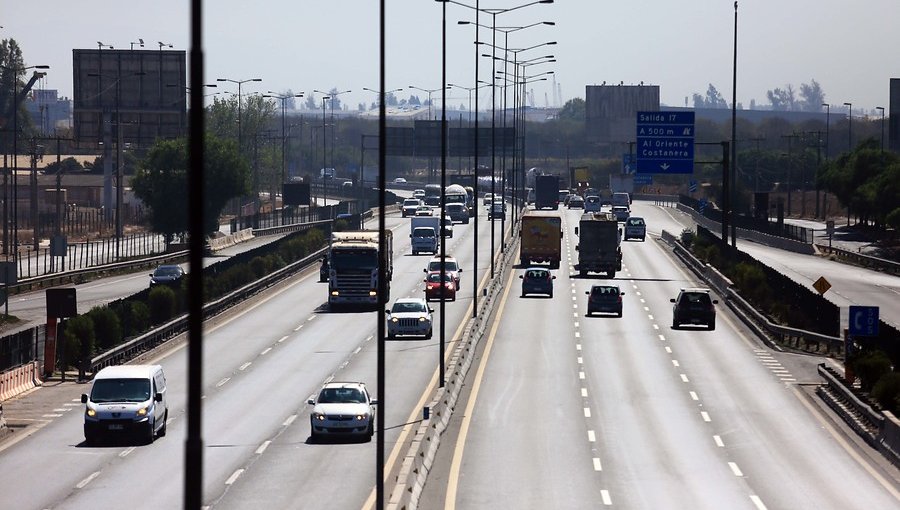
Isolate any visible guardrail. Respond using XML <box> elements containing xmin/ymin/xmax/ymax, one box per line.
<box><xmin>816</xmin><ymin>243</ymin><xmax>900</xmax><ymax>276</ymax></box>
<box><xmin>388</xmin><ymin>214</ymin><xmax>520</xmax><ymax>509</ymax></box>
<box><xmin>664</xmin><ymin>230</ymin><xmax>844</xmax><ymax>355</ymax></box>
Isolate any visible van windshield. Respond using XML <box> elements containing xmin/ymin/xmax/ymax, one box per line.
<box><xmin>90</xmin><ymin>378</ymin><xmax>151</xmax><ymax>403</ymax></box>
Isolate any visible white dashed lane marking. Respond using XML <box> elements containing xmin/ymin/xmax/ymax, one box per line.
<box><xmin>76</xmin><ymin>471</ymin><xmax>101</xmax><ymax>489</ymax></box>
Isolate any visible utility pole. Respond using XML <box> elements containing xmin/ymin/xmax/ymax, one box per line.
<box><xmin>781</xmin><ymin>133</ymin><xmax>801</xmax><ymax>217</ymax></box>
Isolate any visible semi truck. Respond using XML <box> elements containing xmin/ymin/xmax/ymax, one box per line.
<box><xmin>574</xmin><ymin>212</ymin><xmax>622</xmax><ymax>278</ymax></box>
<box><xmin>534</xmin><ymin>174</ymin><xmax>560</xmax><ymax>210</ymax></box>
<box><xmin>327</xmin><ymin>230</ymin><xmax>393</xmax><ymax>308</ymax></box>
<box><xmin>410</xmin><ymin>216</ymin><xmax>440</xmax><ymax>255</ymax></box>
<box><xmin>520</xmin><ymin>210</ymin><xmax>563</xmax><ymax>268</ymax></box>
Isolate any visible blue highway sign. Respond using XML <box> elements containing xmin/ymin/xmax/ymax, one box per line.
<box><xmin>633</xmin><ymin>174</ymin><xmax>653</xmax><ymax>185</ymax></box>
<box><xmin>849</xmin><ymin>306</ymin><xmax>879</xmax><ymax>337</ymax></box>
<box><xmin>622</xmin><ymin>153</ymin><xmax>635</xmax><ymax>174</ymax></box>
<box><xmin>636</xmin><ymin>111</ymin><xmax>695</xmax><ymax>174</ymax></box>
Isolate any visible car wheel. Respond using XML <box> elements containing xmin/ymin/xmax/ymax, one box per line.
<box><xmin>144</xmin><ymin>422</ymin><xmax>155</xmax><ymax>445</ymax></box>
<box><xmin>158</xmin><ymin>411</ymin><xmax>168</xmax><ymax>437</ymax></box>
<box><xmin>368</xmin><ymin>421</ymin><xmax>375</xmax><ymax>437</ymax></box>
<box><xmin>387</xmin><ymin>332</ymin><xmax>396</xmax><ymax>339</ymax></box>
<box><xmin>412</xmin><ymin>250</ymin><xmax>417</xmax><ymax>255</ymax></box>
<box><xmin>425</xmin><ymin>329</ymin><xmax>432</xmax><ymax>340</ymax></box>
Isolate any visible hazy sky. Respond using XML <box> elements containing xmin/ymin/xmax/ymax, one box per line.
<box><xmin>3</xmin><ymin>1</ymin><xmax>898</xmax><ymax>115</ymax></box>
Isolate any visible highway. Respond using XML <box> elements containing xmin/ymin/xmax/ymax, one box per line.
<box><xmin>0</xmin><ymin>205</ymin><xmax>506</xmax><ymax>510</ymax></box>
<box><xmin>420</xmin><ymin>201</ymin><xmax>900</xmax><ymax>509</ymax></box>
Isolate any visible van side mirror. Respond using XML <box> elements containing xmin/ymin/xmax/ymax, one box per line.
<box><xmin>370</xmin><ymin>399</ymin><xmax>379</xmax><ymax>406</ymax></box>
<box><xmin>585</xmin><ymin>291</ymin><xmax>590</xmax><ymax>295</ymax></box>
<box><xmin>307</xmin><ymin>398</ymin><xmax>315</xmax><ymax>405</ymax></box>
<box><xmin>385</xmin><ymin>309</ymin><xmax>391</xmax><ymax>314</ymax></box>
<box><xmin>575</xmin><ymin>245</ymin><xmax>580</xmax><ymax>251</ymax></box>
<box><xmin>552</xmin><ymin>276</ymin><xmax>557</xmax><ymax>280</ymax></box>
<box><xmin>154</xmin><ymin>392</ymin><xmax>163</xmax><ymax>403</ymax></box>
<box><xmin>519</xmin><ymin>275</ymin><xmax>524</xmax><ymax>279</ymax></box>
<box><xmin>670</xmin><ymin>298</ymin><xmax>676</xmax><ymax>303</ymax></box>
<box><xmin>713</xmin><ymin>300</ymin><xmax>719</xmax><ymax>305</ymax></box>
<box><xmin>574</xmin><ymin>227</ymin><xmax>579</xmax><ymax>235</ymax></box>
<box><xmin>423</xmin><ymin>268</ymin><xmax>427</xmax><ymax>272</ymax></box>
<box><xmin>81</xmin><ymin>394</ymin><xmax>88</xmax><ymax>404</ymax></box>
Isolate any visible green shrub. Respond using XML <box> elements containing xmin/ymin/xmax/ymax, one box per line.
<box><xmin>62</xmin><ymin>315</ymin><xmax>96</xmax><ymax>369</ymax></box>
<box><xmin>680</xmin><ymin>228</ymin><xmax>695</xmax><ymax>247</ymax></box>
<box><xmin>334</xmin><ymin>219</ymin><xmax>349</xmax><ymax>231</ymax></box>
<box><xmin>249</xmin><ymin>256</ymin><xmax>271</xmax><ymax>278</ymax></box>
<box><xmin>126</xmin><ymin>301</ymin><xmax>151</xmax><ymax>336</ymax></box>
<box><xmin>87</xmin><ymin>306</ymin><xmax>123</xmax><ymax>350</ymax></box>
<box><xmin>732</xmin><ymin>262</ymin><xmax>769</xmax><ymax>304</ymax></box>
<box><xmin>853</xmin><ymin>350</ymin><xmax>893</xmax><ymax>392</ymax></box>
<box><xmin>872</xmin><ymin>372</ymin><xmax>900</xmax><ymax>414</ymax></box>
<box><xmin>148</xmin><ymin>285</ymin><xmax>177</xmax><ymax>324</ymax></box>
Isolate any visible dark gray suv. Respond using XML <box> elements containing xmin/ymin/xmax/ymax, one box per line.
<box><xmin>671</xmin><ymin>288</ymin><xmax>718</xmax><ymax>330</ymax></box>
<box><xmin>520</xmin><ymin>267</ymin><xmax>555</xmax><ymax>298</ymax></box>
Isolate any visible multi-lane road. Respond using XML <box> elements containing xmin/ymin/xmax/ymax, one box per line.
<box><xmin>1</xmin><ymin>198</ymin><xmax>899</xmax><ymax>510</ymax></box>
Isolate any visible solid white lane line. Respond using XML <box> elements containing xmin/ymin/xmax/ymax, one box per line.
<box><xmin>239</xmin><ymin>362</ymin><xmax>252</xmax><ymax>371</ymax></box>
<box><xmin>714</xmin><ymin>435</ymin><xmax>725</xmax><ymax>447</ymax></box>
<box><xmin>278</xmin><ymin>335</ymin><xmax>289</xmax><ymax>343</ymax></box>
<box><xmin>671</xmin><ymin>360</ymin><xmax>680</xmax><ymax>367</ymax></box>
<box><xmin>255</xmin><ymin>440</ymin><xmax>271</xmax><ymax>455</ymax></box>
<box><xmin>583</xmin><ymin>408</ymin><xmax>591</xmax><ymax>418</ymax></box>
<box><xmin>680</xmin><ymin>374</ymin><xmax>690</xmax><ymax>383</ymax></box>
<box><xmin>76</xmin><ymin>471</ymin><xmax>101</xmax><ymax>489</ymax></box>
<box><xmin>261</xmin><ymin>347</ymin><xmax>272</xmax><ymax>356</ymax></box>
<box><xmin>216</xmin><ymin>378</ymin><xmax>230</xmax><ymax>388</ymax></box>
<box><xmin>225</xmin><ymin>469</ymin><xmax>244</xmax><ymax>485</ymax></box>
<box><xmin>690</xmin><ymin>391</ymin><xmax>699</xmax><ymax>401</ymax></box>
<box><xmin>601</xmin><ymin>490</ymin><xmax>612</xmax><ymax>505</ymax></box>
<box><xmin>283</xmin><ymin>414</ymin><xmax>297</xmax><ymax>427</ymax></box>
<box><xmin>729</xmin><ymin>462</ymin><xmax>744</xmax><ymax>477</ymax></box>
<box><xmin>749</xmin><ymin>495</ymin><xmax>768</xmax><ymax>510</ymax></box>
<box><xmin>581</xmin><ymin>388</ymin><xmax>588</xmax><ymax>397</ymax></box>
<box><xmin>587</xmin><ymin>430</ymin><xmax>596</xmax><ymax>442</ymax></box>
<box><xmin>701</xmin><ymin>411</ymin><xmax>711</xmax><ymax>422</ymax></box>
<box><xmin>593</xmin><ymin>458</ymin><xmax>602</xmax><ymax>471</ymax></box>
<box><xmin>119</xmin><ymin>447</ymin><xmax>136</xmax><ymax>458</ymax></box>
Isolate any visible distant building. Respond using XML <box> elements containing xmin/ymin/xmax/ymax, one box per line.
<box><xmin>25</xmin><ymin>89</ymin><xmax>72</xmax><ymax>133</ymax></box>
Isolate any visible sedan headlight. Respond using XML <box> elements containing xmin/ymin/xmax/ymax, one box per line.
<box><xmin>418</xmin><ymin>317</ymin><xmax>427</xmax><ymax>322</ymax></box>
<box><xmin>356</xmin><ymin>413</ymin><xmax>369</xmax><ymax>421</ymax></box>
<box><xmin>86</xmin><ymin>408</ymin><xmax>96</xmax><ymax>417</ymax></box>
<box><xmin>312</xmin><ymin>412</ymin><xmax>326</xmax><ymax>421</ymax></box>
<box><xmin>137</xmin><ymin>407</ymin><xmax>148</xmax><ymax>417</ymax></box>
<box><xmin>391</xmin><ymin>317</ymin><xmax>399</xmax><ymax>323</ymax></box>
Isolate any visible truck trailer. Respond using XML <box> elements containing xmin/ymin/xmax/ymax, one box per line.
<box><xmin>574</xmin><ymin>212</ymin><xmax>622</xmax><ymax>278</ymax></box>
<box><xmin>520</xmin><ymin>210</ymin><xmax>563</xmax><ymax>268</ymax></box>
<box><xmin>327</xmin><ymin>230</ymin><xmax>393</xmax><ymax>308</ymax></box>
<box><xmin>534</xmin><ymin>174</ymin><xmax>560</xmax><ymax>210</ymax></box>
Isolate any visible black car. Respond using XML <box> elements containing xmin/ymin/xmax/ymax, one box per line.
<box><xmin>671</xmin><ymin>288</ymin><xmax>718</xmax><ymax>330</ymax></box>
<box><xmin>586</xmin><ymin>285</ymin><xmax>624</xmax><ymax>317</ymax></box>
<box><xmin>149</xmin><ymin>265</ymin><xmax>185</xmax><ymax>287</ymax></box>
<box><xmin>520</xmin><ymin>267</ymin><xmax>555</xmax><ymax>298</ymax></box>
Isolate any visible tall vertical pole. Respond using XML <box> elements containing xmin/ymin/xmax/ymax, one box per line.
<box><xmin>472</xmin><ymin>1</ymin><xmax>480</xmax><ymax>318</ymax></box>
<box><xmin>376</xmin><ymin>1</ymin><xmax>386</xmax><ymax>508</ymax></box>
<box><xmin>721</xmin><ymin>141</ymin><xmax>730</xmax><ymax>246</ymax></box>
<box><xmin>439</xmin><ymin>0</ymin><xmax>447</xmax><ymax>388</ymax></box>
<box><xmin>322</xmin><ymin>96</ymin><xmax>328</xmax><ymax>207</ymax></box>
<box><xmin>729</xmin><ymin>1</ymin><xmax>738</xmax><ymax>247</ymax></box>
<box><xmin>185</xmin><ymin>0</ymin><xmax>205</xmax><ymax>507</ymax></box>
<box><xmin>500</xmin><ymin>31</ymin><xmax>509</xmax><ymax>252</ymax></box>
<box><xmin>489</xmin><ymin>11</ymin><xmax>497</xmax><ymax>278</ymax></box>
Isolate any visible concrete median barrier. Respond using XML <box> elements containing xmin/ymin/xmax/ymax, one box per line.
<box><xmin>0</xmin><ymin>362</ymin><xmax>42</xmax><ymax>402</ymax></box>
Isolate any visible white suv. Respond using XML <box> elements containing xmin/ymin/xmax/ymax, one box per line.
<box><xmin>624</xmin><ymin>216</ymin><xmax>646</xmax><ymax>241</ymax></box>
<box><xmin>386</xmin><ymin>298</ymin><xmax>434</xmax><ymax>339</ymax></box>
<box><xmin>308</xmin><ymin>382</ymin><xmax>377</xmax><ymax>440</ymax></box>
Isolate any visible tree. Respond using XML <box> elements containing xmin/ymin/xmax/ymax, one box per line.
<box><xmin>0</xmin><ymin>38</ymin><xmax>37</xmax><ymax>153</ymax></box>
<box><xmin>132</xmin><ymin>134</ymin><xmax>250</xmax><ymax>243</ymax></box>
<box><xmin>44</xmin><ymin>157</ymin><xmax>85</xmax><ymax>174</ymax></box>
<box><xmin>767</xmin><ymin>85</ymin><xmax>797</xmax><ymax>111</ymax></box>
<box><xmin>305</xmin><ymin>93</ymin><xmax>318</xmax><ymax>110</ymax></box>
<box><xmin>558</xmin><ymin>97</ymin><xmax>585</xmax><ymax>120</ymax></box>
<box><xmin>691</xmin><ymin>84</ymin><xmax>727</xmax><ymax>109</ymax></box>
<box><xmin>327</xmin><ymin>87</ymin><xmax>343</xmax><ymax>111</ymax></box>
<box><xmin>799</xmin><ymin>80</ymin><xmax>825</xmax><ymax>112</ymax></box>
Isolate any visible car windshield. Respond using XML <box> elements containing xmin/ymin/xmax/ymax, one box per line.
<box><xmin>317</xmin><ymin>387</ymin><xmax>366</xmax><ymax>404</ymax></box>
<box><xmin>680</xmin><ymin>292</ymin><xmax>712</xmax><ymax>305</ymax></box>
<box><xmin>330</xmin><ymin>248</ymin><xmax>378</xmax><ymax>271</ymax></box>
<box><xmin>414</xmin><ymin>228</ymin><xmax>435</xmax><ymax>238</ymax></box>
<box><xmin>427</xmin><ymin>273</ymin><xmax>452</xmax><ymax>283</ymax></box>
<box><xmin>525</xmin><ymin>270</ymin><xmax>548</xmax><ymax>279</ymax></box>
<box><xmin>392</xmin><ymin>301</ymin><xmax>426</xmax><ymax>313</ymax></box>
<box><xmin>404</xmin><ymin>199</ymin><xmax>419</xmax><ymax>206</ymax></box>
<box><xmin>90</xmin><ymin>378</ymin><xmax>151</xmax><ymax>403</ymax></box>
<box><xmin>154</xmin><ymin>266</ymin><xmax>181</xmax><ymax>277</ymax></box>
<box><xmin>627</xmin><ymin>218</ymin><xmax>645</xmax><ymax>226</ymax></box>
<box><xmin>429</xmin><ymin>260</ymin><xmax>458</xmax><ymax>272</ymax></box>
<box><xmin>591</xmin><ymin>286</ymin><xmax>619</xmax><ymax>296</ymax></box>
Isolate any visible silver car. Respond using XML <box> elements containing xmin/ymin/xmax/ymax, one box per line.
<box><xmin>386</xmin><ymin>297</ymin><xmax>434</xmax><ymax>339</ymax></box>
<box><xmin>308</xmin><ymin>382</ymin><xmax>377</xmax><ymax>440</ymax></box>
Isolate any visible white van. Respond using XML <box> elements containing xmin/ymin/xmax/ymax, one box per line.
<box><xmin>81</xmin><ymin>365</ymin><xmax>168</xmax><ymax>445</ymax></box>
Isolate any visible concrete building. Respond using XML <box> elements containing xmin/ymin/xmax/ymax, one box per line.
<box><xmin>25</xmin><ymin>89</ymin><xmax>72</xmax><ymax>133</ymax></box>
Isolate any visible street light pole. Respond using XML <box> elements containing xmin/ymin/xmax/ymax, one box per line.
<box><xmin>321</xmin><ymin>96</ymin><xmax>330</xmax><ymax>207</ymax></box>
<box><xmin>263</xmin><ymin>92</ymin><xmax>304</xmax><ymax>225</ymax></box>
<box><xmin>216</xmin><ymin>77</ymin><xmax>263</xmax><ymax>152</ymax></box>
<box><xmin>843</xmin><ymin>102</ymin><xmax>852</xmax><ymax>152</ymax></box>
<box><xmin>876</xmin><ymin>106</ymin><xmax>885</xmax><ymax>153</ymax></box>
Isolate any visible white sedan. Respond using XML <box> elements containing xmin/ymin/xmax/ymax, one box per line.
<box><xmin>307</xmin><ymin>382</ymin><xmax>377</xmax><ymax>440</ymax></box>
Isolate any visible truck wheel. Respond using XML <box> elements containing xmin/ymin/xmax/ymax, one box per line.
<box><xmin>158</xmin><ymin>411</ymin><xmax>168</xmax><ymax>437</ymax></box>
